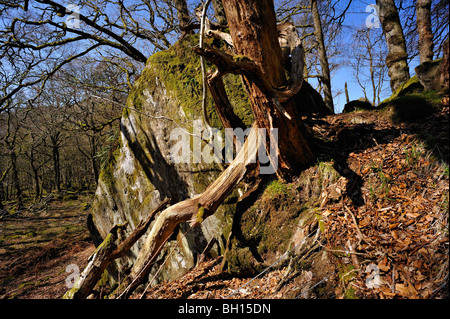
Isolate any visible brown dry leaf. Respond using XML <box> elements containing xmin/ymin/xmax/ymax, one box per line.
<box><xmin>359</xmin><ymin>216</ymin><xmax>371</xmax><ymax>228</ymax></box>
<box><xmin>395</xmin><ymin>283</ymin><xmax>419</xmax><ymax>299</ymax></box>
<box><xmin>414</xmin><ymin>270</ymin><xmax>426</xmax><ymax>282</ymax></box>
<box><xmin>406</xmin><ymin>212</ymin><xmax>421</xmax><ymax>219</ymax></box>
<box><xmin>322</xmin><ymin>209</ymin><xmax>332</xmax><ymax>217</ymax></box>
<box><xmin>391</xmin><ymin>230</ymin><xmax>399</xmax><ymax>240</ymax></box>
<box><xmin>378</xmin><ymin>256</ymin><xmax>390</xmax><ymax>272</ymax></box>
<box><xmin>389</xmin><ymin>223</ymin><xmax>400</xmax><ymax>230</ymax></box>
<box><xmin>380</xmin><ymin>286</ymin><xmax>396</xmax><ymax>298</ymax></box>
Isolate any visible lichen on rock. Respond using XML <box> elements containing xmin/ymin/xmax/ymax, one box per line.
<box><xmin>88</xmin><ymin>35</ymin><xmax>253</xmax><ymax>286</ymax></box>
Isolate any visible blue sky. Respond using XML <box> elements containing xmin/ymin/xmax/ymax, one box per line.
<box><xmin>3</xmin><ymin>0</ymin><xmax>443</xmax><ymax>114</ymax></box>
<box><xmin>327</xmin><ymin>0</ymin><xmax>422</xmax><ymax>113</ymax></box>
<box><xmin>331</xmin><ymin>1</ymin><xmax>387</xmax><ymax>113</ymax></box>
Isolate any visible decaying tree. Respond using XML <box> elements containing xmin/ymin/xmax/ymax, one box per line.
<box><xmin>65</xmin><ymin>0</ymin><xmax>316</xmax><ymax>298</ymax></box>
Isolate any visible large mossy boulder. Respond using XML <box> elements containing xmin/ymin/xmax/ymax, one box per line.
<box><xmin>415</xmin><ymin>38</ymin><xmax>449</xmax><ymax>93</ymax></box>
<box><xmin>89</xmin><ymin>35</ymin><xmax>251</xmax><ymax>285</ymax></box>
<box><xmin>380</xmin><ymin>75</ymin><xmax>425</xmax><ymax>106</ymax></box>
<box><xmin>88</xmin><ymin>34</ymin><xmax>328</xmax><ymax>286</ymax></box>
<box><xmin>225</xmin><ymin>162</ymin><xmax>343</xmax><ymax>276</ymax></box>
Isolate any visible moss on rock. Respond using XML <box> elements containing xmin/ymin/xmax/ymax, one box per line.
<box><xmin>380</xmin><ymin>75</ymin><xmax>424</xmax><ymax>105</ymax></box>
<box><xmin>143</xmin><ymin>35</ymin><xmax>253</xmax><ymax>129</ymax></box>
<box><xmin>225</xmin><ymin>162</ymin><xmax>343</xmax><ymax>276</ymax></box>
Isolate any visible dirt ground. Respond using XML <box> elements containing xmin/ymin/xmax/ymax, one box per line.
<box><xmin>0</xmin><ymin>100</ymin><xmax>448</xmax><ymax>300</ymax></box>
<box><xmin>0</xmin><ymin>194</ymin><xmax>95</xmax><ymax>299</ymax></box>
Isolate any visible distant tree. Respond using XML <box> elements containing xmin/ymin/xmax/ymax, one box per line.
<box><xmin>2</xmin><ymin>107</ymin><xmax>26</xmax><ymax>209</ymax></box>
<box><xmin>275</xmin><ymin>0</ymin><xmax>351</xmax><ymax>114</ymax></box>
<box><xmin>350</xmin><ymin>27</ymin><xmax>389</xmax><ymax>105</ymax></box>
<box><xmin>0</xmin><ymin>0</ymin><xmax>184</xmax><ymax>110</ymax></box>
<box><xmin>310</xmin><ymin>0</ymin><xmax>334</xmax><ymax>114</ymax></box>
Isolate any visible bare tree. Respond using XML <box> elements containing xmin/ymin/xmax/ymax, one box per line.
<box><xmin>0</xmin><ymin>0</ymin><xmax>181</xmax><ymax>109</ymax></box>
<box><xmin>350</xmin><ymin>27</ymin><xmax>389</xmax><ymax>105</ymax></box>
<box><xmin>2</xmin><ymin>107</ymin><xmax>27</xmax><ymax>209</ymax></box>
<box><xmin>311</xmin><ymin>0</ymin><xmax>334</xmax><ymax>114</ymax></box>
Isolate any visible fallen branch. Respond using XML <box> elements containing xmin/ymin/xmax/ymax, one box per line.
<box><xmin>344</xmin><ymin>205</ymin><xmax>373</xmax><ymax>247</ymax></box>
<box><xmin>62</xmin><ymin>199</ymin><xmax>170</xmax><ymax>299</ymax></box>
<box><xmin>120</xmin><ymin>124</ymin><xmax>261</xmax><ymax>297</ymax></box>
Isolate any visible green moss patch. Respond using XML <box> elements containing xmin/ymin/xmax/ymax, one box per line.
<box><xmin>133</xmin><ymin>35</ymin><xmax>253</xmax><ymax>129</ymax></box>
<box><xmin>380</xmin><ymin>91</ymin><xmax>442</xmax><ymax>123</ymax></box>
<box><xmin>380</xmin><ymin>75</ymin><xmax>424</xmax><ymax>105</ymax></box>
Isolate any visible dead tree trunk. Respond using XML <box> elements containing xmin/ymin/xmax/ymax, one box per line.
<box><xmin>416</xmin><ymin>0</ymin><xmax>434</xmax><ymax>64</ymax></box>
<box><xmin>63</xmin><ymin>199</ymin><xmax>170</xmax><ymax>299</ymax></box>
<box><xmin>120</xmin><ymin>125</ymin><xmax>261</xmax><ymax>297</ymax></box>
<box><xmin>112</xmin><ymin>0</ymin><xmax>314</xmax><ymax>298</ymax></box>
<box><xmin>376</xmin><ymin>0</ymin><xmax>410</xmax><ymax>92</ymax></box>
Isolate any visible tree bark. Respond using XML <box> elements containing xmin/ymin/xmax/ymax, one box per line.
<box><xmin>311</xmin><ymin>0</ymin><xmax>334</xmax><ymax>114</ymax></box>
<box><xmin>206</xmin><ymin>72</ymin><xmax>246</xmax><ymax>130</ymax></box>
<box><xmin>212</xmin><ymin>0</ymin><xmax>227</xmax><ymax>26</ymax></box>
<box><xmin>0</xmin><ymin>165</ymin><xmax>10</xmax><ymax>209</ymax></box>
<box><xmin>90</xmin><ymin>136</ymin><xmax>99</xmax><ymax>185</ymax></box>
<box><xmin>174</xmin><ymin>0</ymin><xmax>192</xmax><ymax>35</ymax></box>
<box><xmin>221</xmin><ymin>0</ymin><xmax>314</xmax><ymax>177</ymax></box>
<box><xmin>30</xmin><ymin>151</ymin><xmax>40</xmax><ymax>201</ymax></box>
<box><xmin>376</xmin><ymin>0</ymin><xmax>410</xmax><ymax>92</ymax></box>
<box><xmin>52</xmin><ymin>144</ymin><xmax>61</xmax><ymax>192</ymax></box>
<box><xmin>416</xmin><ymin>0</ymin><xmax>434</xmax><ymax>64</ymax></box>
<box><xmin>9</xmin><ymin>149</ymin><xmax>23</xmax><ymax>209</ymax></box>
<box><xmin>345</xmin><ymin>82</ymin><xmax>350</xmax><ymax>104</ymax></box>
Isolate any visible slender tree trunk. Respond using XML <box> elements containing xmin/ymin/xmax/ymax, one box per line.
<box><xmin>344</xmin><ymin>82</ymin><xmax>350</xmax><ymax>104</ymax></box>
<box><xmin>30</xmin><ymin>151</ymin><xmax>40</xmax><ymax>201</ymax></box>
<box><xmin>376</xmin><ymin>0</ymin><xmax>410</xmax><ymax>92</ymax></box>
<box><xmin>10</xmin><ymin>150</ymin><xmax>23</xmax><ymax>209</ymax></box>
<box><xmin>367</xmin><ymin>36</ymin><xmax>377</xmax><ymax>105</ymax></box>
<box><xmin>52</xmin><ymin>144</ymin><xmax>61</xmax><ymax>192</ymax></box>
<box><xmin>174</xmin><ymin>0</ymin><xmax>192</xmax><ymax>34</ymax></box>
<box><xmin>0</xmin><ymin>165</ymin><xmax>11</xmax><ymax>210</ymax></box>
<box><xmin>90</xmin><ymin>136</ymin><xmax>99</xmax><ymax>184</ymax></box>
<box><xmin>416</xmin><ymin>0</ymin><xmax>434</xmax><ymax>64</ymax></box>
<box><xmin>212</xmin><ymin>0</ymin><xmax>227</xmax><ymax>25</ymax></box>
<box><xmin>311</xmin><ymin>0</ymin><xmax>334</xmax><ymax>114</ymax></box>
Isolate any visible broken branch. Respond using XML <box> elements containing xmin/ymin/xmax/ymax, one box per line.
<box><xmin>63</xmin><ymin>198</ymin><xmax>170</xmax><ymax>299</ymax></box>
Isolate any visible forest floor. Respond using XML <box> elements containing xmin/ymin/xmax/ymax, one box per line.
<box><xmin>137</xmin><ymin>98</ymin><xmax>449</xmax><ymax>300</ymax></box>
<box><xmin>0</xmin><ymin>97</ymin><xmax>448</xmax><ymax>299</ymax></box>
<box><xmin>0</xmin><ymin>193</ymin><xmax>95</xmax><ymax>299</ymax></box>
